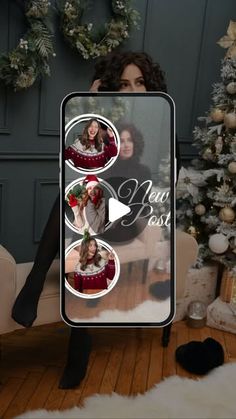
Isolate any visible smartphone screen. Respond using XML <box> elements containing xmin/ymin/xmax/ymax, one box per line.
<box><xmin>60</xmin><ymin>93</ymin><xmax>175</xmax><ymax>327</ymax></box>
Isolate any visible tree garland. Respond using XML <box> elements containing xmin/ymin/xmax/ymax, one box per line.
<box><xmin>0</xmin><ymin>0</ymin><xmax>55</xmax><ymax>91</ymax></box>
<box><xmin>59</xmin><ymin>0</ymin><xmax>140</xmax><ymax>59</ymax></box>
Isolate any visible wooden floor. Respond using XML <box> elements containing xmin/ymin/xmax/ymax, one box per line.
<box><xmin>0</xmin><ymin>321</ymin><xmax>236</xmax><ymax>418</ymax></box>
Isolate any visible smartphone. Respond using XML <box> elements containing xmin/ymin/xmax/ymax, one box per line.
<box><xmin>60</xmin><ymin>92</ymin><xmax>175</xmax><ymax>327</ymax></box>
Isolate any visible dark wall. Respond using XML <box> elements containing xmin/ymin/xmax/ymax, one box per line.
<box><xmin>0</xmin><ymin>0</ymin><xmax>236</xmax><ymax>262</ymax></box>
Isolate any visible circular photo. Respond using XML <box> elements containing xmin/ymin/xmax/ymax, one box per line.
<box><xmin>65</xmin><ymin>233</ymin><xmax>120</xmax><ymax>299</ymax></box>
<box><xmin>65</xmin><ymin>175</ymin><xmax>117</xmax><ymax>236</ymax></box>
<box><xmin>65</xmin><ymin>113</ymin><xmax>120</xmax><ymax>174</ymax></box>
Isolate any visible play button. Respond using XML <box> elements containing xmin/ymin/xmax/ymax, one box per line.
<box><xmin>108</xmin><ymin>198</ymin><xmax>131</xmax><ymax>222</ymax></box>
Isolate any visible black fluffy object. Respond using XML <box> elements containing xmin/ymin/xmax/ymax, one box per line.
<box><xmin>175</xmin><ymin>337</ymin><xmax>224</xmax><ymax>375</ymax></box>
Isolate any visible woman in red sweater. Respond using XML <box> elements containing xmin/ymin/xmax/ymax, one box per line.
<box><xmin>72</xmin><ymin>233</ymin><xmax>115</xmax><ymax>295</ymax></box>
<box><xmin>65</xmin><ymin>118</ymin><xmax>117</xmax><ymax>170</ymax></box>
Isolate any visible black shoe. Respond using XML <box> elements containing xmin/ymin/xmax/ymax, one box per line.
<box><xmin>11</xmin><ymin>273</ymin><xmax>44</xmax><ymax>327</ymax></box>
<box><xmin>58</xmin><ymin>332</ymin><xmax>92</xmax><ymax>389</ymax></box>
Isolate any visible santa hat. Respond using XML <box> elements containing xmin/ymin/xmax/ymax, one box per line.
<box><xmin>83</xmin><ymin>174</ymin><xmax>99</xmax><ymax>189</ymax></box>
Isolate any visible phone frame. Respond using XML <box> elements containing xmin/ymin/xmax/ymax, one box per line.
<box><xmin>60</xmin><ymin>92</ymin><xmax>176</xmax><ymax>328</ymax></box>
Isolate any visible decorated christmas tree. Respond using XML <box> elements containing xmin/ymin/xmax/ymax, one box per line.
<box><xmin>177</xmin><ymin>21</ymin><xmax>236</xmax><ymax>275</ymax></box>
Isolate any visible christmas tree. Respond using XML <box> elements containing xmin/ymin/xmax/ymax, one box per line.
<box><xmin>177</xmin><ymin>21</ymin><xmax>236</xmax><ymax>274</ymax></box>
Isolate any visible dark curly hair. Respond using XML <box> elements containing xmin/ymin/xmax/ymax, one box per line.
<box><xmin>116</xmin><ymin>122</ymin><xmax>144</xmax><ymax>162</ymax></box>
<box><xmin>92</xmin><ymin>51</ymin><xmax>167</xmax><ymax>92</ymax></box>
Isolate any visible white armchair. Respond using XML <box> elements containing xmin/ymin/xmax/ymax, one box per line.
<box><xmin>0</xmin><ymin>230</ymin><xmax>198</xmax><ymax>337</ymax></box>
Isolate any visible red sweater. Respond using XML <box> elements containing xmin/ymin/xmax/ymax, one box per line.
<box><xmin>65</xmin><ymin>138</ymin><xmax>117</xmax><ymax>169</ymax></box>
<box><xmin>74</xmin><ymin>259</ymin><xmax>115</xmax><ymax>292</ymax></box>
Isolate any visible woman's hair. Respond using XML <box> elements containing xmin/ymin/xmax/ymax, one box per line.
<box><xmin>80</xmin><ymin>118</ymin><xmax>103</xmax><ymax>152</ymax></box>
<box><xmin>89</xmin><ymin>185</ymin><xmax>104</xmax><ymax>208</ymax></box>
<box><xmin>92</xmin><ymin>51</ymin><xmax>167</xmax><ymax>92</ymax></box>
<box><xmin>117</xmin><ymin>122</ymin><xmax>144</xmax><ymax>161</ymax></box>
<box><xmin>79</xmin><ymin>238</ymin><xmax>101</xmax><ymax>271</ymax></box>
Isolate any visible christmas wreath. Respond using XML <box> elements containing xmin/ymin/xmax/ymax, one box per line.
<box><xmin>60</xmin><ymin>0</ymin><xmax>140</xmax><ymax>59</ymax></box>
<box><xmin>0</xmin><ymin>0</ymin><xmax>55</xmax><ymax>91</ymax></box>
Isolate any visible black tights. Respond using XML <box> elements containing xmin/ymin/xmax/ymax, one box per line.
<box><xmin>12</xmin><ymin>194</ymin><xmax>90</xmax><ymax>389</ymax></box>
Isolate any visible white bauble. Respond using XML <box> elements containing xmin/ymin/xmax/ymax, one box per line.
<box><xmin>208</xmin><ymin>233</ymin><xmax>229</xmax><ymax>254</ymax></box>
<box><xmin>228</xmin><ymin>161</ymin><xmax>236</xmax><ymax>174</ymax></box>
<box><xmin>226</xmin><ymin>82</ymin><xmax>236</xmax><ymax>95</ymax></box>
<box><xmin>195</xmin><ymin>204</ymin><xmax>206</xmax><ymax>215</ymax></box>
<box><xmin>224</xmin><ymin>112</ymin><xmax>236</xmax><ymax>129</ymax></box>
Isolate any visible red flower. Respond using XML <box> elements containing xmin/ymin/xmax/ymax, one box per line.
<box><xmin>68</xmin><ymin>194</ymin><xmax>78</xmax><ymax>207</ymax></box>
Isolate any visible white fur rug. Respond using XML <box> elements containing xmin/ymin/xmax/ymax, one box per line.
<box><xmin>16</xmin><ymin>363</ymin><xmax>236</xmax><ymax>418</ymax></box>
<box><xmin>71</xmin><ymin>299</ymin><xmax>171</xmax><ymax>323</ymax></box>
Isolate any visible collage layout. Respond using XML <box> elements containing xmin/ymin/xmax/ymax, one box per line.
<box><xmin>64</xmin><ymin>114</ymin><xmax>121</xmax><ymax>299</ymax></box>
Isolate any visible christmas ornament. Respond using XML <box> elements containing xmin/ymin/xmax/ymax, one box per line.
<box><xmin>224</xmin><ymin>112</ymin><xmax>236</xmax><ymax>129</ymax></box>
<box><xmin>203</xmin><ymin>147</ymin><xmax>213</xmax><ymax>160</ymax></box>
<box><xmin>210</xmin><ymin>108</ymin><xmax>225</xmax><ymax>123</ymax></box>
<box><xmin>219</xmin><ymin>206</ymin><xmax>235</xmax><ymax>223</ymax></box>
<box><xmin>208</xmin><ymin>233</ymin><xmax>229</xmax><ymax>254</ymax></box>
<box><xmin>226</xmin><ymin>82</ymin><xmax>236</xmax><ymax>95</ymax></box>
<box><xmin>195</xmin><ymin>203</ymin><xmax>206</xmax><ymax>216</ymax></box>
<box><xmin>186</xmin><ymin>300</ymin><xmax>207</xmax><ymax>328</ymax></box>
<box><xmin>214</xmin><ymin>136</ymin><xmax>223</xmax><ymax>154</ymax></box>
<box><xmin>177</xmin><ymin>167</ymin><xmax>206</xmax><ymax>199</ymax></box>
<box><xmin>228</xmin><ymin>161</ymin><xmax>236</xmax><ymax>174</ymax></box>
<box><xmin>187</xmin><ymin>225</ymin><xmax>199</xmax><ymax>239</ymax></box>
<box><xmin>217</xmin><ymin>20</ymin><xmax>236</xmax><ymax>59</ymax></box>
<box><xmin>216</xmin><ymin>181</ymin><xmax>230</xmax><ymax>194</ymax></box>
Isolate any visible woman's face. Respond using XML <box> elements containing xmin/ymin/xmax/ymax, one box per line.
<box><xmin>119</xmin><ymin>130</ymin><xmax>134</xmax><ymax>160</ymax></box>
<box><xmin>88</xmin><ymin>121</ymin><xmax>99</xmax><ymax>138</ymax></box>
<box><xmin>119</xmin><ymin>64</ymin><xmax>147</xmax><ymax>92</ymax></box>
<box><xmin>87</xmin><ymin>185</ymin><xmax>96</xmax><ymax>197</ymax></box>
<box><xmin>88</xmin><ymin>240</ymin><xmax>97</xmax><ymax>257</ymax></box>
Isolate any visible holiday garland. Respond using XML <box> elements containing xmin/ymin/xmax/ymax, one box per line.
<box><xmin>59</xmin><ymin>0</ymin><xmax>140</xmax><ymax>59</ymax></box>
<box><xmin>0</xmin><ymin>0</ymin><xmax>55</xmax><ymax>91</ymax></box>
<box><xmin>0</xmin><ymin>0</ymin><xmax>139</xmax><ymax>90</ymax></box>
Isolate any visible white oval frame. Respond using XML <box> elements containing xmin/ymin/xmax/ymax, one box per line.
<box><xmin>65</xmin><ymin>113</ymin><xmax>120</xmax><ymax>174</ymax></box>
<box><xmin>65</xmin><ymin>239</ymin><xmax>120</xmax><ymax>299</ymax></box>
<box><xmin>64</xmin><ymin>177</ymin><xmax>118</xmax><ymax>235</ymax></box>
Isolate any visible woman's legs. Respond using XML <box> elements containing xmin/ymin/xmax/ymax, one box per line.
<box><xmin>59</xmin><ymin>327</ymin><xmax>92</xmax><ymax>389</ymax></box>
<box><xmin>12</xmin><ymin>194</ymin><xmax>60</xmax><ymax>327</ymax></box>
<box><xmin>11</xmin><ymin>194</ymin><xmax>92</xmax><ymax>388</ymax></box>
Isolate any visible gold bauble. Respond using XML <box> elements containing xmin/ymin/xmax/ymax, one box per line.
<box><xmin>195</xmin><ymin>204</ymin><xmax>206</xmax><ymax>216</ymax></box>
<box><xmin>187</xmin><ymin>225</ymin><xmax>199</xmax><ymax>239</ymax></box>
<box><xmin>226</xmin><ymin>82</ymin><xmax>236</xmax><ymax>95</ymax></box>
<box><xmin>228</xmin><ymin>161</ymin><xmax>236</xmax><ymax>174</ymax></box>
<box><xmin>210</xmin><ymin>108</ymin><xmax>225</xmax><ymax>122</ymax></box>
<box><xmin>203</xmin><ymin>147</ymin><xmax>213</xmax><ymax>160</ymax></box>
<box><xmin>224</xmin><ymin>112</ymin><xmax>236</xmax><ymax>129</ymax></box>
<box><xmin>219</xmin><ymin>206</ymin><xmax>235</xmax><ymax>223</ymax></box>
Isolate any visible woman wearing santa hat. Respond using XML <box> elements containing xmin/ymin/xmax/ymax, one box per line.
<box><xmin>71</xmin><ymin>231</ymin><xmax>115</xmax><ymax>295</ymax></box>
<box><xmin>65</xmin><ymin>118</ymin><xmax>117</xmax><ymax>170</ymax></box>
<box><xmin>67</xmin><ymin>175</ymin><xmax>106</xmax><ymax>235</ymax></box>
